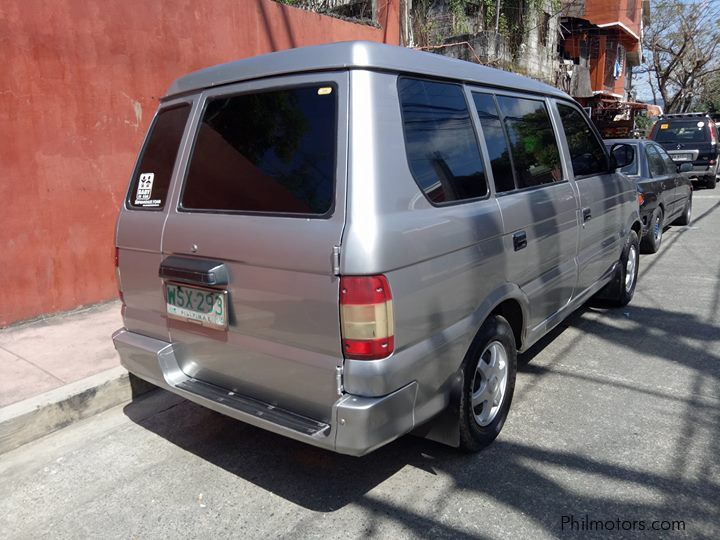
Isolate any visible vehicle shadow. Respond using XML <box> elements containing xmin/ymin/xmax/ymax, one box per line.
<box><xmin>123</xmin><ymin>383</ymin><xmax>718</xmax><ymax>537</ymax></box>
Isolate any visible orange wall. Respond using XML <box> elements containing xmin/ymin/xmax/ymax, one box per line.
<box><xmin>584</xmin><ymin>0</ymin><xmax>642</xmax><ymax>39</ymax></box>
<box><xmin>0</xmin><ymin>0</ymin><xmax>400</xmax><ymax>327</ymax></box>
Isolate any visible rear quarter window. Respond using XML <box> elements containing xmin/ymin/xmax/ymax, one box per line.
<box><xmin>127</xmin><ymin>104</ymin><xmax>191</xmax><ymax>210</ymax></box>
<box><xmin>181</xmin><ymin>85</ymin><xmax>337</xmax><ymax>216</ymax></box>
<box><xmin>398</xmin><ymin>77</ymin><xmax>488</xmax><ymax>204</ymax></box>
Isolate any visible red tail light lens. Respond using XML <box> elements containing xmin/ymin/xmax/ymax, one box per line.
<box><xmin>340</xmin><ymin>275</ymin><xmax>394</xmax><ymax>360</ymax></box>
<box><xmin>649</xmin><ymin>121</ymin><xmax>659</xmax><ymax>139</ymax></box>
<box><xmin>709</xmin><ymin>121</ymin><xmax>717</xmax><ymax>145</ymax></box>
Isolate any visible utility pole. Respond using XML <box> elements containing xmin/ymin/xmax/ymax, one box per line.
<box><xmin>495</xmin><ymin>0</ymin><xmax>501</xmax><ymax>33</ymax></box>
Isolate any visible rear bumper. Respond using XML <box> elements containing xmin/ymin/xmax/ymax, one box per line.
<box><xmin>112</xmin><ymin>328</ymin><xmax>417</xmax><ymax>456</ymax></box>
<box><xmin>682</xmin><ymin>162</ymin><xmax>718</xmax><ymax>179</ymax></box>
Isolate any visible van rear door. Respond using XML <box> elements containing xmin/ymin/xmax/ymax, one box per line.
<box><xmin>160</xmin><ymin>73</ymin><xmax>348</xmax><ymax>423</ymax></box>
<box><xmin>117</xmin><ymin>99</ymin><xmax>194</xmax><ymax>342</ymax></box>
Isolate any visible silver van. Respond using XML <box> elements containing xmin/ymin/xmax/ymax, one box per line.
<box><xmin>113</xmin><ymin>41</ymin><xmax>640</xmax><ymax>456</ymax></box>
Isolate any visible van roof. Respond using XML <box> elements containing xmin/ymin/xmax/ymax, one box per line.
<box><xmin>165</xmin><ymin>40</ymin><xmax>567</xmax><ymax>100</ymax></box>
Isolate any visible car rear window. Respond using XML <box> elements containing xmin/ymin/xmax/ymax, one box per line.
<box><xmin>181</xmin><ymin>85</ymin><xmax>337</xmax><ymax>215</ymax></box>
<box><xmin>653</xmin><ymin>121</ymin><xmax>710</xmax><ymax>143</ymax></box>
<box><xmin>127</xmin><ymin>104</ymin><xmax>191</xmax><ymax>209</ymax></box>
<box><xmin>398</xmin><ymin>77</ymin><xmax>489</xmax><ymax>204</ymax></box>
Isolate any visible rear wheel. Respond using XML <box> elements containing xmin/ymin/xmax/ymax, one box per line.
<box><xmin>597</xmin><ymin>230</ymin><xmax>640</xmax><ymax>307</ymax></box>
<box><xmin>673</xmin><ymin>195</ymin><xmax>692</xmax><ymax>226</ymax></box>
<box><xmin>640</xmin><ymin>208</ymin><xmax>663</xmax><ymax>254</ymax></box>
<box><xmin>459</xmin><ymin>315</ymin><xmax>517</xmax><ymax>452</ymax></box>
<box><xmin>707</xmin><ymin>175</ymin><xmax>717</xmax><ymax>189</ymax></box>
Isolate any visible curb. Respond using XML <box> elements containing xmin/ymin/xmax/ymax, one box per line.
<box><xmin>0</xmin><ymin>366</ymin><xmax>155</xmax><ymax>455</ymax></box>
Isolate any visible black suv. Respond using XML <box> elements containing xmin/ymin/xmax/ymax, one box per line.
<box><xmin>649</xmin><ymin>113</ymin><xmax>719</xmax><ymax>189</ymax></box>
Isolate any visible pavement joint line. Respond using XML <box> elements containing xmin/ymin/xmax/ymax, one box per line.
<box><xmin>0</xmin><ymin>343</ymin><xmax>66</xmax><ymax>384</ymax></box>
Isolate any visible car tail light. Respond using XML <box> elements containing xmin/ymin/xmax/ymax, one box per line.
<box><xmin>649</xmin><ymin>122</ymin><xmax>658</xmax><ymax>139</ymax></box>
<box><xmin>638</xmin><ymin>193</ymin><xmax>645</xmax><ymax>206</ymax></box>
<box><xmin>340</xmin><ymin>275</ymin><xmax>394</xmax><ymax>360</ymax></box>
<box><xmin>114</xmin><ymin>247</ymin><xmax>124</xmax><ymax>303</ymax></box>
<box><xmin>709</xmin><ymin>122</ymin><xmax>717</xmax><ymax>145</ymax></box>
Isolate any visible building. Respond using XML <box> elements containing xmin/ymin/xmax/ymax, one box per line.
<box><xmin>559</xmin><ymin>0</ymin><xmax>653</xmax><ymax>136</ymax></box>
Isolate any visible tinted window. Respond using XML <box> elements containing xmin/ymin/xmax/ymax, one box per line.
<box><xmin>472</xmin><ymin>93</ymin><xmax>516</xmax><ymax>192</ymax></box>
<box><xmin>646</xmin><ymin>145</ymin><xmax>666</xmax><ymax>177</ymax></box>
<box><xmin>655</xmin><ymin>144</ymin><xmax>678</xmax><ymax>175</ymax></box>
<box><xmin>182</xmin><ymin>85</ymin><xmax>336</xmax><ymax>215</ymax></box>
<box><xmin>653</xmin><ymin>120</ymin><xmax>710</xmax><ymax>143</ymax></box>
<box><xmin>128</xmin><ymin>104</ymin><xmax>191</xmax><ymax>209</ymax></box>
<box><xmin>496</xmin><ymin>96</ymin><xmax>563</xmax><ymax>188</ymax></box>
<box><xmin>398</xmin><ymin>78</ymin><xmax>488</xmax><ymax>204</ymax></box>
<box><xmin>619</xmin><ymin>146</ymin><xmax>639</xmax><ymax>175</ymax></box>
<box><xmin>558</xmin><ymin>104</ymin><xmax>608</xmax><ymax>176</ymax></box>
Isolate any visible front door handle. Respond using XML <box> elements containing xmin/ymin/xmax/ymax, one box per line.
<box><xmin>582</xmin><ymin>207</ymin><xmax>592</xmax><ymax>222</ymax></box>
<box><xmin>513</xmin><ymin>230</ymin><xmax>527</xmax><ymax>251</ymax></box>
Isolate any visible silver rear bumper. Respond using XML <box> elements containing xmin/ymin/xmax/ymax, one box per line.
<box><xmin>112</xmin><ymin>328</ymin><xmax>417</xmax><ymax>456</ymax></box>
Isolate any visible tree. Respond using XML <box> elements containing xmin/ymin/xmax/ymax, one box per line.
<box><xmin>640</xmin><ymin>0</ymin><xmax>720</xmax><ymax>112</ymax></box>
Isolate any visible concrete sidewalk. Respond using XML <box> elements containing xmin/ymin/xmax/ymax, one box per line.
<box><xmin>0</xmin><ymin>301</ymin><xmax>153</xmax><ymax>454</ymax></box>
<box><xmin>0</xmin><ymin>302</ymin><xmax>123</xmax><ymax>407</ymax></box>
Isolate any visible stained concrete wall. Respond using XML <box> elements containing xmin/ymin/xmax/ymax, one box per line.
<box><xmin>0</xmin><ymin>0</ymin><xmax>400</xmax><ymax>327</ymax></box>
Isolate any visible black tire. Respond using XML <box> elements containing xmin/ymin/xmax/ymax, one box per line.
<box><xmin>459</xmin><ymin>315</ymin><xmax>517</xmax><ymax>452</ymax></box>
<box><xmin>672</xmin><ymin>195</ymin><xmax>692</xmax><ymax>226</ymax></box>
<box><xmin>640</xmin><ymin>208</ymin><xmax>663</xmax><ymax>254</ymax></box>
<box><xmin>597</xmin><ymin>230</ymin><xmax>640</xmax><ymax>307</ymax></box>
<box><xmin>707</xmin><ymin>175</ymin><xmax>717</xmax><ymax>189</ymax></box>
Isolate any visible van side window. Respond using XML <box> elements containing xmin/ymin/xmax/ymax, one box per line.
<box><xmin>557</xmin><ymin>103</ymin><xmax>608</xmax><ymax>177</ymax></box>
<box><xmin>398</xmin><ymin>78</ymin><xmax>488</xmax><ymax>204</ymax></box>
<box><xmin>127</xmin><ymin>104</ymin><xmax>191</xmax><ymax>209</ymax></box>
<box><xmin>496</xmin><ymin>96</ymin><xmax>563</xmax><ymax>188</ymax></box>
<box><xmin>181</xmin><ymin>85</ymin><xmax>337</xmax><ymax>215</ymax></box>
<box><xmin>471</xmin><ymin>93</ymin><xmax>516</xmax><ymax>193</ymax></box>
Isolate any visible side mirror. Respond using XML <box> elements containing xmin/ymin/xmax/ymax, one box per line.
<box><xmin>609</xmin><ymin>143</ymin><xmax>635</xmax><ymax>170</ymax></box>
<box><xmin>678</xmin><ymin>162</ymin><xmax>693</xmax><ymax>173</ymax></box>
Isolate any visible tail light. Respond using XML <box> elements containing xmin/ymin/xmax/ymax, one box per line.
<box><xmin>649</xmin><ymin>121</ymin><xmax>659</xmax><ymax>139</ymax></box>
<box><xmin>114</xmin><ymin>247</ymin><xmax>124</xmax><ymax>303</ymax></box>
<box><xmin>709</xmin><ymin>121</ymin><xmax>717</xmax><ymax>146</ymax></box>
<box><xmin>638</xmin><ymin>193</ymin><xmax>645</xmax><ymax>206</ymax></box>
<box><xmin>340</xmin><ymin>275</ymin><xmax>394</xmax><ymax>360</ymax></box>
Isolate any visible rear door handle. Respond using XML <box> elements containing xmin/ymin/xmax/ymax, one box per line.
<box><xmin>159</xmin><ymin>256</ymin><xmax>229</xmax><ymax>286</ymax></box>
<box><xmin>513</xmin><ymin>230</ymin><xmax>527</xmax><ymax>251</ymax></box>
<box><xmin>582</xmin><ymin>207</ymin><xmax>592</xmax><ymax>222</ymax></box>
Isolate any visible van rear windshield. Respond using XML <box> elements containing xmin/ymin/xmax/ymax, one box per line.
<box><xmin>181</xmin><ymin>85</ymin><xmax>337</xmax><ymax>216</ymax></box>
<box><xmin>127</xmin><ymin>104</ymin><xmax>191</xmax><ymax>209</ymax></box>
<box><xmin>654</xmin><ymin>121</ymin><xmax>710</xmax><ymax>143</ymax></box>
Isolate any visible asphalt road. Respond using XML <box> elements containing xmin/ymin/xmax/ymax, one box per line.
<box><xmin>2</xmin><ymin>195</ymin><xmax>719</xmax><ymax>540</ymax></box>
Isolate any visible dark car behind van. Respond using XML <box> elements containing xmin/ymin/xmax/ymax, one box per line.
<box><xmin>649</xmin><ymin>113</ymin><xmax>719</xmax><ymax>189</ymax></box>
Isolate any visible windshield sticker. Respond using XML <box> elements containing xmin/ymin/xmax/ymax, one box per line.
<box><xmin>135</xmin><ymin>173</ymin><xmax>161</xmax><ymax>207</ymax></box>
<box><xmin>317</xmin><ymin>86</ymin><xmax>333</xmax><ymax>95</ymax></box>
<box><xmin>660</xmin><ymin>123</ymin><xmax>669</xmax><ymax>129</ymax></box>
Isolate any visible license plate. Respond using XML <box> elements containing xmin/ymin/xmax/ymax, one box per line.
<box><xmin>672</xmin><ymin>153</ymin><xmax>693</xmax><ymax>161</ymax></box>
<box><xmin>165</xmin><ymin>283</ymin><xmax>228</xmax><ymax>330</ymax></box>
